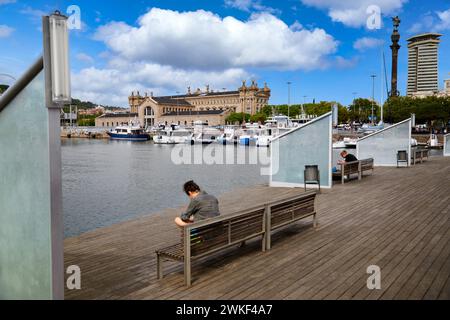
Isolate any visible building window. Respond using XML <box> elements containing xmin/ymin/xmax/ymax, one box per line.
<box><xmin>107</xmin><ymin>122</ymin><xmax>109</xmax><ymax>127</ymax></box>
<box><xmin>102</xmin><ymin>122</ymin><xmax>105</xmax><ymax>127</ymax></box>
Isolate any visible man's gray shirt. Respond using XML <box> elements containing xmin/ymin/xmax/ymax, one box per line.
<box><xmin>181</xmin><ymin>191</ymin><xmax>220</xmax><ymax>222</ymax></box>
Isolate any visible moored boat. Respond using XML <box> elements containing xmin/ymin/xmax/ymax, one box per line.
<box><xmin>107</xmin><ymin>126</ymin><xmax>150</xmax><ymax>141</ymax></box>
<box><xmin>153</xmin><ymin>125</ymin><xmax>192</xmax><ymax>144</ymax></box>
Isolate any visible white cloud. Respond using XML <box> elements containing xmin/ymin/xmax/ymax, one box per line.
<box><xmin>407</xmin><ymin>8</ymin><xmax>450</xmax><ymax>34</ymax></box>
<box><xmin>72</xmin><ymin>63</ymin><xmax>249</xmax><ymax>107</ymax></box>
<box><xmin>74</xmin><ymin>8</ymin><xmax>339</xmax><ymax>106</ymax></box>
<box><xmin>224</xmin><ymin>0</ymin><xmax>281</xmax><ymax>15</ymax></box>
<box><xmin>20</xmin><ymin>6</ymin><xmax>47</xmax><ymax>18</ymax></box>
<box><xmin>300</xmin><ymin>0</ymin><xmax>408</xmax><ymax>27</ymax></box>
<box><xmin>76</xmin><ymin>53</ymin><xmax>95</xmax><ymax>64</ymax></box>
<box><xmin>94</xmin><ymin>8</ymin><xmax>337</xmax><ymax>71</ymax></box>
<box><xmin>435</xmin><ymin>8</ymin><xmax>450</xmax><ymax>31</ymax></box>
<box><xmin>353</xmin><ymin>37</ymin><xmax>384</xmax><ymax>51</ymax></box>
<box><xmin>0</xmin><ymin>25</ymin><xmax>14</xmax><ymax>38</ymax></box>
<box><xmin>334</xmin><ymin>56</ymin><xmax>359</xmax><ymax>69</ymax></box>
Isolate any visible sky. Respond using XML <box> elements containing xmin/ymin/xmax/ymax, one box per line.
<box><xmin>0</xmin><ymin>0</ymin><xmax>450</xmax><ymax>107</ymax></box>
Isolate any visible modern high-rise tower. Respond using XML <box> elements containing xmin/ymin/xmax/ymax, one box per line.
<box><xmin>407</xmin><ymin>33</ymin><xmax>442</xmax><ymax>96</ymax></box>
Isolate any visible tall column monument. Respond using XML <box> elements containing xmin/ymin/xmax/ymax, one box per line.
<box><xmin>390</xmin><ymin>16</ymin><xmax>401</xmax><ymax>97</ymax></box>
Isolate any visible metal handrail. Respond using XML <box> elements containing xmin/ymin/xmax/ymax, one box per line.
<box><xmin>0</xmin><ymin>56</ymin><xmax>44</xmax><ymax>113</ymax></box>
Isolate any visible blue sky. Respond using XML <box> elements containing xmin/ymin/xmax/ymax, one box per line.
<box><xmin>1</xmin><ymin>0</ymin><xmax>449</xmax><ymax>107</ymax></box>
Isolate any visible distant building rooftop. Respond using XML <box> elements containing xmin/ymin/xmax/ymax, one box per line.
<box><xmin>97</xmin><ymin>113</ymin><xmax>138</xmax><ymax>118</ymax></box>
<box><xmin>151</xmin><ymin>97</ymin><xmax>192</xmax><ymax>106</ymax></box>
<box><xmin>407</xmin><ymin>33</ymin><xmax>442</xmax><ymax>43</ymax></box>
<box><xmin>161</xmin><ymin>110</ymin><xmax>226</xmax><ymax>116</ymax></box>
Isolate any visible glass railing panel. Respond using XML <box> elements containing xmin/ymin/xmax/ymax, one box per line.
<box><xmin>357</xmin><ymin>119</ymin><xmax>411</xmax><ymax>166</ymax></box>
<box><xmin>0</xmin><ymin>70</ymin><xmax>53</xmax><ymax>299</ymax></box>
<box><xmin>270</xmin><ymin>113</ymin><xmax>332</xmax><ymax>188</ymax></box>
<box><xmin>444</xmin><ymin>134</ymin><xmax>450</xmax><ymax>156</ymax></box>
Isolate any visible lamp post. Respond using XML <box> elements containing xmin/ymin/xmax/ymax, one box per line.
<box><xmin>302</xmin><ymin>95</ymin><xmax>307</xmax><ymax>117</ymax></box>
<box><xmin>352</xmin><ymin>92</ymin><xmax>358</xmax><ymax>123</ymax></box>
<box><xmin>287</xmin><ymin>81</ymin><xmax>292</xmax><ymax>118</ymax></box>
<box><xmin>44</xmin><ymin>11</ymin><xmax>71</xmax><ymax>106</ymax></box>
<box><xmin>176</xmin><ymin>91</ymin><xmax>180</xmax><ymax>120</ymax></box>
<box><xmin>42</xmin><ymin>10</ymin><xmax>71</xmax><ymax>300</ymax></box>
<box><xmin>371</xmin><ymin>75</ymin><xmax>376</xmax><ymax>125</ymax></box>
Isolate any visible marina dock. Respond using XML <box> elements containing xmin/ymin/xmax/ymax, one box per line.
<box><xmin>64</xmin><ymin>156</ymin><xmax>450</xmax><ymax>300</ymax></box>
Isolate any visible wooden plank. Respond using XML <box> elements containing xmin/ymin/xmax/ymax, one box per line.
<box><xmin>64</xmin><ymin>157</ymin><xmax>450</xmax><ymax>300</ymax></box>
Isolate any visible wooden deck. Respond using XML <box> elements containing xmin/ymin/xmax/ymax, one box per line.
<box><xmin>64</xmin><ymin>156</ymin><xmax>450</xmax><ymax>300</ymax></box>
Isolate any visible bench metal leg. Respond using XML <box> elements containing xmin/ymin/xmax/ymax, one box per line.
<box><xmin>184</xmin><ymin>256</ymin><xmax>191</xmax><ymax>287</ymax></box>
<box><xmin>341</xmin><ymin>174</ymin><xmax>345</xmax><ymax>185</ymax></box>
<box><xmin>313</xmin><ymin>213</ymin><xmax>317</xmax><ymax>228</ymax></box>
<box><xmin>262</xmin><ymin>234</ymin><xmax>266</xmax><ymax>252</ymax></box>
<box><xmin>157</xmin><ymin>254</ymin><xmax>163</xmax><ymax>280</ymax></box>
<box><xmin>265</xmin><ymin>207</ymin><xmax>272</xmax><ymax>251</ymax></box>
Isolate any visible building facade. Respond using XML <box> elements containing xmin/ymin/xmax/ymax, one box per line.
<box><xmin>96</xmin><ymin>81</ymin><xmax>271</xmax><ymax>128</ymax></box>
<box><xmin>95</xmin><ymin>113</ymin><xmax>139</xmax><ymax>127</ymax></box>
<box><xmin>407</xmin><ymin>33</ymin><xmax>442</xmax><ymax>96</ymax></box>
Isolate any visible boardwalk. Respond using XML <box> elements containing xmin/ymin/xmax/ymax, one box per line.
<box><xmin>64</xmin><ymin>156</ymin><xmax>450</xmax><ymax>300</ymax></box>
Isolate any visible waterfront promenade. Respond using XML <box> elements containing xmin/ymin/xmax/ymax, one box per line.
<box><xmin>64</xmin><ymin>156</ymin><xmax>450</xmax><ymax>300</ymax></box>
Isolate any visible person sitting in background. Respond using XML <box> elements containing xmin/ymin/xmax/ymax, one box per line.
<box><xmin>337</xmin><ymin>150</ymin><xmax>358</xmax><ymax>165</ymax></box>
<box><xmin>174</xmin><ymin>180</ymin><xmax>220</xmax><ymax>227</ymax></box>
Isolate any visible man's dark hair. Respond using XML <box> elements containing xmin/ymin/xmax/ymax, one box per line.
<box><xmin>183</xmin><ymin>180</ymin><xmax>200</xmax><ymax>195</ymax></box>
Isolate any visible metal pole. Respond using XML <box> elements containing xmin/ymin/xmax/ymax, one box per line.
<box><xmin>287</xmin><ymin>81</ymin><xmax>291</xmax><ymax>118</ymax></box>
<box><xmin>371</xmin><ymin>75</ymin><xmax>376</xmax><ymax>125</ymax></box>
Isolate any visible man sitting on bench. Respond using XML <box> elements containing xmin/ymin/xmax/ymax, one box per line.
<box><xmin>338</xmin><ymin>150</ymin><xmax>358</xmax><ymax>164</ymax></box>
<box><xmin>174</xmin><ymin>180</ymin><xmax>220</xmax><ymax>227</ymax></box>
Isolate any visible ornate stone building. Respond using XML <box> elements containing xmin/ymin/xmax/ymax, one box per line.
<box><xmin>96</xmin><ymin>81</ymin><xmax>271</xmax><ymax>128</ymax></box>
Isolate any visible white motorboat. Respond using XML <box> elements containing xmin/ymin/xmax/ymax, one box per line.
<box><xmin>153</xmin><ymin>126</ymin><xmax>192</xmax><ymax>144</ymax></box>
<box><xmin>191</xmin><ymin>131</ymin><xmax>220</xmax><ymax>144</ymax></box>
<box><xmin>333</xmin><ymin>137</ymin><xmax>357</xmax><ymax>149</ymax></box>
<box><xmin>217</xmin><ymin>126</ymin><xmax>239</xmax><ymax>145</ymax></box>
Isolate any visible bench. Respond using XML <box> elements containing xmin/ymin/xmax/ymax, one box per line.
<box><xmin>333</xmin><ymin>158</ymin><xmax>374</xmax><ymax>184</ymax></box>
<box><xmin>411</xmin><ymin>148</ymin><xmax>429</xmax><ymax>165</ymax></box>
<box><xmin>360</xmin><ymin>158</ymin><xmax>374</xmax><ymax>177</ymax></box>
<box><xmin>333</xmin><ymin>160</ymin><xmax>361</xmax><ymax>184</ymax></box>
<box><xmin>265</xmin><ymin>191</ymin><xmax>317</xmax><ymax>250</ymax></box>
<box><xmin>156</xmin><ymin>191</ymin><xmax>319</xmax><ymax>286</ymax></box>
<box><xmin>156</xmin><ymin>205</ymin><xmax>267</xmax><ymax>286</ymax></box>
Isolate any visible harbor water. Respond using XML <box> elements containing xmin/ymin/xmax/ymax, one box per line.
<box><xmin>62</xmin><ymin>139</ymin><xmax>443</xmax><ymax>237</ymax></box>
<box><xmin>62</xmin><ymin>139</ymin><xmax>270</xmax><ymax>237</ymax></box>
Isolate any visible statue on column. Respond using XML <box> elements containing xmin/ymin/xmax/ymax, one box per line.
<box><xmin>390</xmin><ymin>16</ymin><xmax>401</xmax><ymax>98</ymax></box>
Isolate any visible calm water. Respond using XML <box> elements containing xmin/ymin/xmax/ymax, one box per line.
<box><xmin>62</xmin><ymin>139</ymin><xmax>270</xmax><ymax>237</ymax></box>
<box><xmin>62</xmin><ymin>139</ymin><xmax>443</xmax><ymax>238</ymax></box>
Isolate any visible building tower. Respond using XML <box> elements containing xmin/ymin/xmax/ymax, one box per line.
<box><xmin>390</xmin><ymin>16</ymin><xmax>401</xmax><ymax>97</ymax></box>
<box><xmin>407</xmin><ymin>33</ymin><xmax>442</xmax><ymax>96</ymax></box>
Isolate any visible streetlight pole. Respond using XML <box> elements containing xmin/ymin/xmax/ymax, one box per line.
<box><xmin>371</xmin><ymin>75</ymin><xmax>376</xmax><ymax>126</ymax></box>
<box><xmin>301</xmin><ymin>95</ymin><xmax>307</xmax><ymax>118</ymax></box>
<box><xmin>287</xmin><ymin>81</ymin><xmax>292</xmax><ymax>119</ymax></box>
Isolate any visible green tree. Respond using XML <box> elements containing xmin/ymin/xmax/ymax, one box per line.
<box><xmin>226</xmin><ymin>112</ymin><xmax>250</xmax><ymax>124</ymax></box>
<box><xmin>348</xmin><ymin>98</ymin><xmax>380</xmax><ymax>123</ymax></box>
<box><xmin>0</xmin><ymin>84</ymin><xmax>9</xmax><ymax>94</ymax></box>
<box><xmin>249</xmin><ymin>113</ymin><xmax>267</xmax><ymax>123</ymax></box>
<box><xmin>384</xmin><ymin>96</ymin><xmax>450</xmax><ymax>128</ymax></box>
